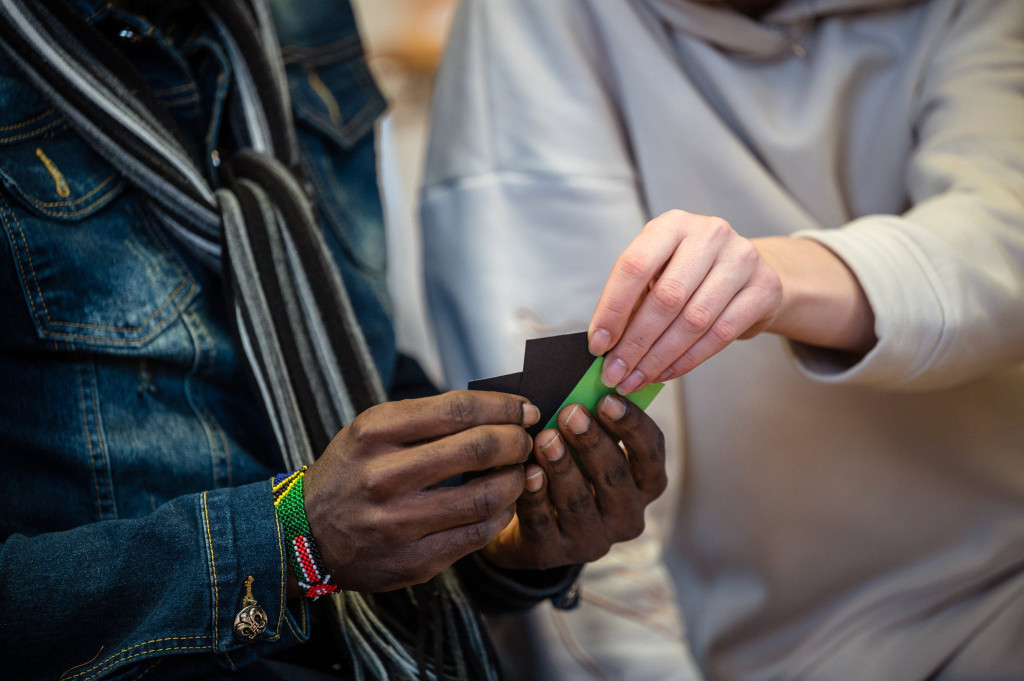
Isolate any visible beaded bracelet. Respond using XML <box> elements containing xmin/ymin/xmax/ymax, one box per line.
<box><xmin>273</xmin><ymin>466</ymin><xmax>338</xmax><ymax>600</ymax></box>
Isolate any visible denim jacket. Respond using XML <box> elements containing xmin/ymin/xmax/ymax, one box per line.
<box><xmin>0</xmin><ymin>1</ymin><xmax>395</xmax><ymax>678</ymax></box>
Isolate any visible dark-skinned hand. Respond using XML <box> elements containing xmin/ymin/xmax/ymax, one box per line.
<box><xmin>299</xmin><ymin>391</ymin><xmax>538</xmax><ymax>593</ymax></box>
<box><xmin>481</xmin><ymin>393</ymin><xmax>668</xmax><ymax>570</ymax></box>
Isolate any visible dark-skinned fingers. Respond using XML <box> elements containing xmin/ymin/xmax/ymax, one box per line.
<box><xmin>514</xmin><ymin>464</ymin><xmax>562</xmax><ymax>548</ymax></box>
<box><xmin>597</xmin><ymin>395</ymin><xmax>668</xmax><ymax>504</ymax></box>
<box><xmin>557</xmin><ymin>403</ymin><xmax>645</xmax><ymax>541</ymax></box>
<box><xmin>533</xmin><ymin>428</ymin><xmax>605</xmax><ymax>556</ymax></box>
<box><xmin>408</xmin><ymin>423</ymin><xmax>533</xmax><ymax>487</ymax></box>
<box><xmin>416</xmin><ymin>502</ymin><xmax>518</xmax><ymax>570</ymax></box>
<box><xmin>351</xmin><ymin>391</ymin><xmax>540</xmax><ymax>446</ymax></box>
<box><xmin>408</xmin><ymin>465</ymin><xmax>526</xmax><ymax>536</ymax></box>
<box><xmin>481</xmin><ymin>466</ymin><xmax>565</xmax><ymax>571</ymax></box>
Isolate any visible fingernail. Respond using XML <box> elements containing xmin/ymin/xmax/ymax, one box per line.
<box><xmin>589</xmin><ymin>328</ymin><xmax>611</xmax><ymax>356</ymax></box>
<box><xmin>656</xmin><ymin>368</ymin><xmax>672</xmax><ymax>382</ymax></box>
<box><xmin>524</xmin><ymin>465</ymin><xmax>544</xmax><ymax>492</ymax></box>
<box><xmin>616</xmin><ymin>370</ymin><xmax>645</xmax><ymax>395</ymax></box>
<box><xmin>602</xmin><ymin>358</ymin><xmax>629</xmax><ymax>388</ymax></box>
<box><xmin>523</xmin><ymin>403</ymin><xmax>540</xmax><ymax>426</ymax></box>
<box><xmin>599</xmin><ymin>394</ymin><xmax>627</xmax><ymax>421</ymax></box>
<box><xmin>565</xmin><ymin>405</ymin><xmax>590</xmax><ymax>434</ymax></box>
<box><xmin>537</xmin><ymin>430</ymin><xmax>565</xmax><ymax>462</ymax></box>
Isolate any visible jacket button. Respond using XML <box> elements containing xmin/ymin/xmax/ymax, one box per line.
<box><xmin>234</xmin><ymin>603</ymin><xmax>268</xmax><ymax>641</ymax></box>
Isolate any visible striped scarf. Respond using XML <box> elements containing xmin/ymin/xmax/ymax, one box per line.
<box><xmin>0</xmin><ymin>1</ymin><xmax>498</xmax><ymax>679</ymax></box>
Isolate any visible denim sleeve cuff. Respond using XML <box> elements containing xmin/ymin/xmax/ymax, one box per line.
<box><xmin>198</xmin><ymin>479</ymin><xmax>310</xmax><ymax>669</ymax></box>
<box><xmin>455</xmin><ymin>553</ymin><xmax>583</xmax><ymax>614</ymax></box>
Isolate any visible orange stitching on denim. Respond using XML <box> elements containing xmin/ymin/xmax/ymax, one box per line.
<box><xmin>0</xmin><ymin>109</ymin><xmax>55</xmax><ymax>131</ymax></box>
<box><xmin>280</xmin><ymin>36</ymin><xmax>360</xmax><ymax>64</ymax></box>
<box><xmin>3</xmin><ymin>193</ymin><xmax>181</xmax><ymax>338</ymax></box>
<box><xmin>75</xmin><ymin>363</ymin><xmax>107</xmax><ymax>521</ymax></box>
<box><xmin>28</xmin><ymin>179</ymin><xmax>127</xmax><ymax>217</ymax></box>
<box><xmin>0</xmin><ymin>197</ymin><xmax>48</xmax><ymax>330</ymax></box>
<box><xmin>188</xmin><ymin>309</ymin><xmax>233</xmax><ymax>486</ymax></box>
<box><xmin>60</xmin><ymin>636</ymin><xmax>206</xmax><ymax>679</ymax></box>
<box><xmin>300</xmin><ymin>73</ymin><xmax>381</xmax><ymax>142</ymax></box>
<box><xmin>70</xmin><ymin>644</ymin><xmax>208</xmax><ymax>681</ymax></box>
<box><xmin>125</xmin><ymin>239</ymin><xmax>163</xmax><ymax>291</ymax></box>
<box><xmin>0</xmin><ymin>116</ymin><xmax>63</xmax><ymax>144</ymax></box>
<box><xmin>47</xmin><ymin>280</ymin><xmax>188</xmax><ymax>333</ymax></box>
<box><xmin>1</xmin><ymin>195</ymin><xmax>193</xmax><ymax>336</ymax></box>
<box><xmin>35</xmin><ymin>147</ymin><xmax>71</xmax><ymax>198</ymax></box>
<box><xmin>223</xmin><ymin>650</ymin><xmax>237</xmax><ymax>671</ymax></box>
<box><xmin>58</xmin><ymin>645</ymin><xmax>103</xmax><ymax>680</ymax></box>
<box><xmin>22</xmin><ymin>173</ymin><xmax>119</xmax><ymax>208</ymax></box>
<box><xmin>305</xmin><ymin>68</ymin><xmax>342</xmax><ymax>126</ymax></box>
<box><xmin>87</xmin><ymin>361</ymin><xmax>117</xmax><ymax>519</ymax></box>
<box><xmin>202</xmin><ymin>492</ymin><xmax>220</xmax><ymax>651</ymax></box>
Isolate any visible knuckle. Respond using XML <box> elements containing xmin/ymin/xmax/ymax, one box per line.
<box><xmin>674</xmin><ymin>352</ymin><xmax>700</xmax><ymax>375</ymax></box>
<box><xmin>652</xmin><ymin>471</ymin><xmax>669</xmax><ymax>498</ymax></box>
<box><xmin>618</xmin><ymin>333</ymin><xmax>650</xmax><ymax>359</ymax></box>
<box><xmin>565</xmin><ymin>490</ymin><xmax>594</xmax><ymax>515</ymax></box>
<box><xmin>524</xmin><ymin>509</ymin><xmax>555</xmax><ymax>530</ymax></box>
<box><xmin>681</xmin><ymin>303</ymin><xmax>713</xmax><ymax>334</ymax></box>
<box><xmin>505</xmin><ymin>396</ymin><xmax>525</xmax><ymax>424</ymax></box>
<box><xmin>462</xmin><ymin>430</ymin><xmax>496</xmax><ymax>467</ymax></box>
<box><xmin>470</xmin><ymin>490</ymin><xmax>500</xmax><ymax>520</ymax></box>
<box><xmin>734</xmin><ymin>241</ymin><xmax>761</xmax><ymax>268</ymax></box>
<box><xmin>650</xmin><ymin>278</ymin><xmax>688</xmax><ymax>313</ymax></box>
<box><xmin>446</xmin><ymin>392</ymin><xmax>478</xmax><ymax>425</ymax></box>
<box><xmin>602</xmin><ymin>461</ymin><xmax>632</xmax><ymax>488</ymax></box>
<box><xmin>651</xmin><ymin>428</ymin><xmax>666</xmax><ymax>458</ymax></box>
<box><xmin>705</xmin><ymin>216</ymin><xmax>733</xmax><ymax>239</ymax></box>
<box><xmin>462</xmin><ymin>519</ymin><xmax>490</xmax><ymax>548</ymax></box>
<box><xmin>709</xmin><ymin>318</ymin><xmax>741</xmax><ymax>344</ymax></box>
<box><xmin>617</xmin><ymin>249</ymin><xmax>651</xmax><ymax>280</ymax></box>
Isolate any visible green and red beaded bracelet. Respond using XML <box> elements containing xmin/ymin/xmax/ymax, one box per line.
<box><xmin>273</xmin><ymin>466</ymin><xmax>338</xmax><ymax>600</ymax></box>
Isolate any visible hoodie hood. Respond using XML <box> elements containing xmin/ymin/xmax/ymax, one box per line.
<box><xmin>640</xmin><ymin>0</ymin><xmax>928</xmax><ymax>59</ymax></box>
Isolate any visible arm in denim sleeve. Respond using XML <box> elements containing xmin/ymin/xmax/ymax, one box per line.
<box><xmin>0</xmin><ymin>480</ymin><xmax>308</xmax><ymax>681</ymax></box>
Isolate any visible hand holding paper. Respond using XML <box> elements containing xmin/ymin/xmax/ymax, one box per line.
<box><xmin>481</xmin><ymin>393</ymin><xmax>667</xmax><ymax>570</ymax></box>
<box><xmin>468</xmin><ymin>332</ymin><xmax>667</xmax><ymax>570</ymax></box>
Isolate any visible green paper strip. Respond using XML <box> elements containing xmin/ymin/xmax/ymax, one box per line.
<box><xmin>542</xmin><ymin>355</ymin><xmax>663</xmax><ymax>431</ymax></box>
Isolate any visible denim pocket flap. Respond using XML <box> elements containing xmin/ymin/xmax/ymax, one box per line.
<box><xmin>0</xmin><ymin>106</ymin><xmax>197</xmax><ymax>349</ymax></box>
<box><xmin>0</xmin><ymin>111</ymin><xmax>128</xmax><ymax>222</ymax></box>
<box><xmin>284</xmin><ymin>37</ymin><xmax>387</xmax><ymax>150</ymax></box>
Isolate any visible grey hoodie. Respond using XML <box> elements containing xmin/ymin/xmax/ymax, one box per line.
<box><xmin>422</xmin><ymin>1</ymin><xmax>1024</xmax><ymax>679</ymax></box>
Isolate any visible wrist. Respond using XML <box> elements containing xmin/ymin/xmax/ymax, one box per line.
<box><xmin>273</xmin><ymin>467</ymin><xmax>339</xmax><ymax>601</ymax></box>
<box><xmin>753</xmin><ymin>236</ymin><xmax>876</xmax><ymax>354</ymax></box>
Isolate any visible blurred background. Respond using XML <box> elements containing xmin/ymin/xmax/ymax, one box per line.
<box><xmin>351</xmin><ymin>0</ymin><xmax>457</xmax><ymax>388</ymax></box>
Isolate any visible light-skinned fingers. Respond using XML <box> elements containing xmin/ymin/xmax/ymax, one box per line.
<box><xmin>366</xmin><ymin>391</ymin><xmax>539</xmax><ymax>445</ymax></box>
<box><xmin>658</xmin><ymin>285</ymin><xmax>775</xmax><ymax>382</ymax></box>
<box><xmin>620</xmin><ymin>262</ymin><xmax>751</xmax><ymax>394</ymax></box>
<box><xmin>600</xmin><ymin>232</ymin><xmax>723</xmax><ymax>387</ymax></box>
<box><xmin>588</xmin><ymin>213</ymin><xmax>689</xmax><ymax>356</ymax></box>
<box><xmin>412</xmin><ymin>423</ymin><xmax>533</xmax><ymax>487</ymax></box>
<box><xmin>597</xmin><ymin>395</ymin><xmax>667</xmax><ymax>503</ymax></box>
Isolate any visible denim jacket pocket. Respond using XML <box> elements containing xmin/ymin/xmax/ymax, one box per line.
<box><xmin>284</xmin><ymin>36</ymin><xmax>389</xmax><ymax>277</ymax></box>
<box><xmin>0</xmin><ymin>111</ymin><xmax>198</xmax><ymax>351</ymax></box>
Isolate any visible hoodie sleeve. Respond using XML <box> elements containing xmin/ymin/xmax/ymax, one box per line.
<box><xmin>790</xmin><ymin>0</ymin><xmax>1024</xmax><ymax>391</ymax></box>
